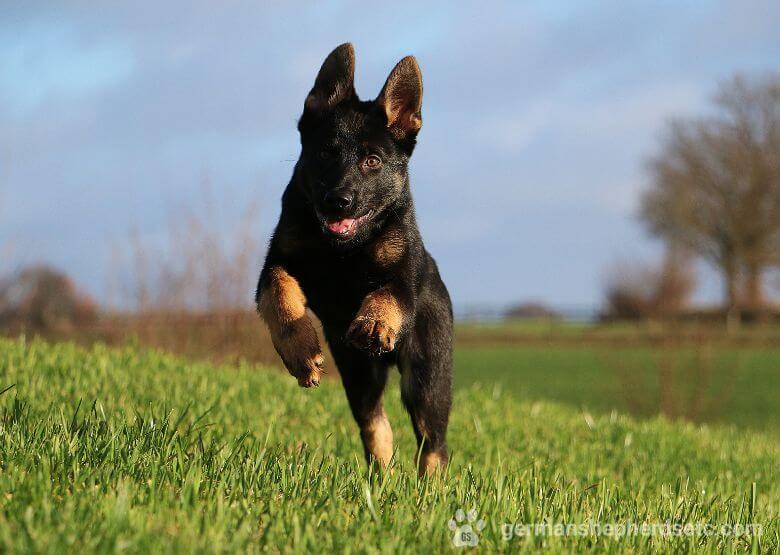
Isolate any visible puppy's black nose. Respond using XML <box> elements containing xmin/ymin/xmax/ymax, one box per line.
<box><xmin>323</xmin><ymin>190</ymin><xmax>353</xmax><ymax>211</ymax></box>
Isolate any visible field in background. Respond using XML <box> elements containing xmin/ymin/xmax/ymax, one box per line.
<box><xmin>454</xmin><ymin>320</ymin><xmax>780</xmax><ymax>434</ymax></box>
<box><xmin>0</xmin><ymin>337</ymin><xmax>777</xmax><ymax>552</ymax></box>
<box><xmin>455</xmin><ymin>345</ymin><xmax>780</xmax><ymax>435</ymax></box>
<box><xmin>455</xmin><ymin>319</ymin><xmax>780</xmax><ymax>346</ymax></box>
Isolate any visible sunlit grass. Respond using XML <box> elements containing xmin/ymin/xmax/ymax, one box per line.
<box><xmin>0</xmin><ymin>337</ymin><xmax>777</xmax><ymax>552</ymax></box>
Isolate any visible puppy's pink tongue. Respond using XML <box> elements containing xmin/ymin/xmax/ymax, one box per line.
<box><xmin>327</xmin><ymin>218</ymin><xmax>355</xmax><ymax>234</ymax></box>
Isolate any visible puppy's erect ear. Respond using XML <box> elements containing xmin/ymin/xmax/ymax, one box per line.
<box><xmin>377</xmin><ymin>56</ymin><xmax>423</xmax><ymax>138</ymax></box>
<box><xmin>305</xmin><ymin>43</ymin><xmax>355</xmax><ymax>112</ymax></box>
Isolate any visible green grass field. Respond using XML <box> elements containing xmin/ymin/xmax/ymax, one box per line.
<box><xmin>455</xmin><ymin>345</ymin><xmax>780</xmax><ymax>435</ymax></box>
<box><xmin>1</xmin><ymin>337</ymin><xmax>778</xmax><ymax>552</ymax></box>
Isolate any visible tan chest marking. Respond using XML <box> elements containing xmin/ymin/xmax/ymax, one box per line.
<box><xmin>370</xmin><ymin>226</ymin><xmax>405</xmax><ymax>268</ymax></box>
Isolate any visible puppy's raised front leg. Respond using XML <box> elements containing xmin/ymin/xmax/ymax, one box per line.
<box><xmin>346</xmin><ymin>286</ymin><xmax>406</xmax><ymax>355</ymax></box>
<box><xmin>257</xmin><ymin>266</ymin><xmax>324</xmax><ymax>387</ymax></box>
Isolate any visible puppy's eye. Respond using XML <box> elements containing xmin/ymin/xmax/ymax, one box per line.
<box><xmin>317</xmin><ymin>150</ymin><xmax>332</xmax><ymax>161</ymax></box>
<box><xmin>363</xmin><ymin>155</ymin><xmax>382</xmax><ymax>169</ymax></box>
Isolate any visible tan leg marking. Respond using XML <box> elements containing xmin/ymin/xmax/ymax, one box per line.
<box><xmin>346</xmin><ymin>289</ymin><xmax>404</xmax><ymax>355</ymax></box>
<box><xmin>419</xmin><ymin>452</ymin><xmax>447</xmax><ymax>476</ymax></box>
<box><xmin>362</xmin><ymin>411</ymin><xmax>394</xmax><ymax>467</ymax></box>
<box><xmin>258</xmin><ymin>267</ymin><xmax>323</xmax><ymax>387</ymax></box>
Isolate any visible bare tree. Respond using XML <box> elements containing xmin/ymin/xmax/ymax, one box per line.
<box><xmin>641</xmin><ymin>73</ymin><xmax>780</xmax><ymax>316</ymax></box>
<box><xmin>717</xmin><ymin>76</ymin><xmax>780</xmax><ymax>310</ymax></box>
<box><xmin>653</xmin><ymin>245</ymin><xmax>697</xmax><ymax>316</ymax></box>
<box><xmin>602</xmin><ymin>247</ymin><xmax>696</xmax><ymax>321</ymax></box>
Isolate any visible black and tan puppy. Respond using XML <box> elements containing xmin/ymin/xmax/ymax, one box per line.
<box><xmin>255</xmin><ymin>43</ymin><xmax>452</xmax><ymax>475</ymax></box>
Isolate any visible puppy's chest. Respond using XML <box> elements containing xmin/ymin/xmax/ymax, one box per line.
<box><xmin>291</xmin><ymin>252</ymin><xmax>386</xmax><ymax>319</ymax></box>
<box><xmin>297</xmin><ymin>253</ymin><xmax>377</xmax><ymax>295</ymax></box>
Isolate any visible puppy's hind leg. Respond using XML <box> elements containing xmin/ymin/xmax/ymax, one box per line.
<box><xmin>329</xmin><ymin>342</ymin><xmax>394</xmax><ymax>468</ymax></box>
<box><xmin>400</xmin><ymin>312</ymin><xmax>453</xmax><ymax>476</ymax></box>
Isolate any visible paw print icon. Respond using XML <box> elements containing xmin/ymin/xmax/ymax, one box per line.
<box><xmin>448</xmin><ymin>508</ymin><xmax>486</xmax><ymax>547</ymax></box>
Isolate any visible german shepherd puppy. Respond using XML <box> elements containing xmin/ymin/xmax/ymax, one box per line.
<box><xmin>255</xmin><ymin>43</ymin><xmax>452</xmax><ymax>475</ymax></box>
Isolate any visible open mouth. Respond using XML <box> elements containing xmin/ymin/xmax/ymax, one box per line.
<box><xmin>324</xmin><ymin>210</ymin><xmax>373</xmax><ymax>238</ymax></box>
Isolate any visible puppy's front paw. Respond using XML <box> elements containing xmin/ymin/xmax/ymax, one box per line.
<box><xmin>273</xmin><ymin>319</ymin><xmax>325</xmax><ymax>388</ymax></box>
<box><xmin>347</xmin><ymin>316</ymin><xmax>397</xmax><ymax>355</ymax></box>
<box><xmin>281</xmin><ymin>350</ymin><xmax>324</xmax><ymax>388</ymax></box>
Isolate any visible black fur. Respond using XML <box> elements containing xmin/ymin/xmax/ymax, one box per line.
<box><xmin>255</xmin><ymin>44</ymin><xmax>452</xmax><ymax>471</ymax></box>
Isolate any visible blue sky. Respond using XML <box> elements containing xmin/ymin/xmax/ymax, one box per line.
<box><xmin>2</xmin><ymin>1</ymin><xmax>779</xmax><ymax>311</ymax></box>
